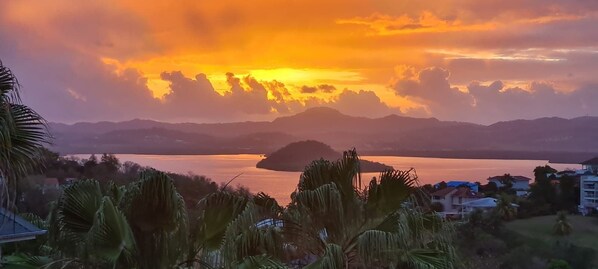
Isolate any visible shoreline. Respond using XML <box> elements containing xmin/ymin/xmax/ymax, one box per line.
<box><xmin>61</xmin><ymin>150</ymin><xmax>593</xmax><ymax>164</ymax></box>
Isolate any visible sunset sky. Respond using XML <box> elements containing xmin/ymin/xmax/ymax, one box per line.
<box><xmin>1</xmin><ymin>0</ymin><xmax>598</xmax><ymax>124</ymax></box>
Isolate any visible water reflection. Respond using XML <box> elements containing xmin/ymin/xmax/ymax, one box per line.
<box><xmin>72</xmin><ymin>154</ymin><xmax>579</xmax><ymax>205</ymax></box>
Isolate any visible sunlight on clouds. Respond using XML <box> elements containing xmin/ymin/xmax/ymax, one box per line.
<box><xmin>428</xmin><ymin>49</ymin><xmax>565</xmax><ymax>62</ymax></box>
<box><xmin>248</xmin><ymin>68</ymin><xmax>364</xmax><ymax>84</ymax></box>
<box><xmin>6</xmin><ymin>0</ymin><xmax>594</xmax><ymax>123</ymax></box>
<box><xmin>337</xmin><ymin>12</ymin><xmax>496</xmax><ymax>35</ymax></box>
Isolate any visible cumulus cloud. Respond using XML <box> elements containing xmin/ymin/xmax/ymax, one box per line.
<box><xmin>327</xmin><ymin>90</ymin><xmax>401</xmax><ymax>118</ymax></box>
<box><xmin>467</xmin><ymin>80</ymin><xmax>598</xmax><ymax>122</ymax></box>
<box><xmin>392</xmin><ymin>66</ymin><xmax>474</xmax><ymax>120</ymax></box>
<box><xmin>392</xmin><ymin>65</ymin><xmax>598</xmax><ymax>123</ymax></box>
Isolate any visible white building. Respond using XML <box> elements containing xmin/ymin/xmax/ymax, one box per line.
<box><xmin>430</xmin><ymin>187</ymin><xmax>484</xmax><ymax>217</ymax></box>
<box><xmin>487</xmin><ymin>175</ymin><xmax>531</xmax><ymax>196</ymax></box>
<box><xmin>579</xmin><ymin>157</ymin><xmax>598</xmax><ymax>215</ymax></box>
<box><xmin>461</xmin><ymin>197</ymin><xmax>519</xmax><ymax>216</ymax></box>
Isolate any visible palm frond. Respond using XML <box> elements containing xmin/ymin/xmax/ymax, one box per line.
<box><xmin>57</xmin><ymin>179</ymin><xmax>103</xmax><ymax>235</ymax></box>
<box><xmin>366</xmin><ymin>169</ymin><xmax>418</xmax><ymax>218</ymax></box>
<box><xmin>123</xmin><ymin>170</ymin><xmax>188</xmax><ymax>269</ymax></box>
<box><xmin>303</xmin><ymin>243</ymin><xmax>345</xmax><ymax>269</ymax></box>
<box><xmin>87</xmin><ymin>197</ymin><xmax>136</xmax><ymax>263</ymax></box>
<box><xmin>1</xmin><ymin>253</ymin><xmax>52</xmax><ymax>269</ymax></box>
<box><xmin>196</xmin><ymin>191</ymin><xmax>249</xmax><ymax>251</ymax></box>
<box><xmin>236</xmin><ymin>255</ymin><xmax>288</xmax><ymax>269</ymax></box>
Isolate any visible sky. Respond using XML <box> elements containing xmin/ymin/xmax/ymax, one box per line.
<box><xmin>1</xmin><ymin>0</ymin><xmax>598</xmax><ymax>124</ymax></box>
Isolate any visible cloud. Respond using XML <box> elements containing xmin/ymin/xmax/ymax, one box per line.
<box><xmin>392</xmin><ymin>65</ymin><xmax>598</xmax><ymax>123</ymax></box>
<box><xmin>467</xmin><ymin>80</ymin><xmax>598</xmax><ymax>122</ymax></box>
<box><xmin>392</xmin><ymin>66</ymin><xmax>474</xmax><ymax>120</ymax></box>
<box><xmin>327</xmin><ymin>89</ymin><xmax>402</xmax><ymax>118</ymax></box>
<box><xmin>336</xmin><ymin>11</ymin><xmax>494</xmax><ymax>35</ymax></box>
<box><xmin>300</xmin><ymin>84</ymin><xmax>337</xmax><ymax>94</ymax></box>
<box><xmin>3</xmin><ymin>0</ymin><xmax>598</xmax><ymax>124</ymax></box>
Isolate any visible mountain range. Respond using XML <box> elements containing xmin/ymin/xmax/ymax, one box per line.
<box><xmin>48</xmin><ymin>107</ymin><xmax>598</xmax><ymax>163</ymax></box>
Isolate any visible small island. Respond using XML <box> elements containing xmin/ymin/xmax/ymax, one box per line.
<box><xmin>256</xmin><ymin>140</ymin><xmax>393</xmax><ymax>172</ymax></box>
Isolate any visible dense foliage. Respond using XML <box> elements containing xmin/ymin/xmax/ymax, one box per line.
<box><xmin>0</xmin><ymin>61</ymin><xmax>48</xmax><ymax>207</ymax></box>
<box><xmin>4</xmin><ymin>150</ymin><xmax>457</xmax><ymax>269</ymax></box>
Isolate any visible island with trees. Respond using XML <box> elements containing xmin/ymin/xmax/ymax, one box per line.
<box><xmin>256</xmin><ymin>140</ymin><xmax>393</xmax><ymax>172</ymax></box>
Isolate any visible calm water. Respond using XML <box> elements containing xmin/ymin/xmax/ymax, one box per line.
<box><xmin>73</xmin><ymin>154</ymin><xmax>578</xmax><ymax>204</ymax></box>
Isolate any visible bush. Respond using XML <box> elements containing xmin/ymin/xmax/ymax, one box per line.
<box><xmin>548</xmin><ymin>259</ymin><xmax>572</xmax><ymax>269</ymax></box>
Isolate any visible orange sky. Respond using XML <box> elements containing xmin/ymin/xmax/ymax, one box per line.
<box><xmin>1</xmin><ymin>0</ymin><xmax>598</xmax><ymax>123</ymax></box>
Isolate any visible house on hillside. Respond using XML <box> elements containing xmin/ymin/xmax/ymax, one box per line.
<box><xmin>488</xmin><ymin>175</ymin><xmax>531</xmax><ymax>196</ymax></box>
<box><xmin>430</xmin><ymin>187</ymin><xmax>484</xmax><ymax>217</ymax></box>
<box><xmin>461</xmin><ymin>197</ymin><xmax>519</xmax><ymax>215</ymax></box>
<box><xmin>0</xmin><ymin>208</ymin><xmax>46</xmax><ymax>244</ymax></box>
<box><xmin>579</xmin><ymin>157</ymin><xmax>598</xmax><ymax>215</ymax></box>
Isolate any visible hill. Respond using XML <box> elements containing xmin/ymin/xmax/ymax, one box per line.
<box><xmin>48</xmin><ymin>107</ymin><xmax>598</xmax><ymax>162</ymax></box>
<box><xmin>256</xmin><ymin>140</ymin><xmax>393</xmax><ymax>172</ymax></box>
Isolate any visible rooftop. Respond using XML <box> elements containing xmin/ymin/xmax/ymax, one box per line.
<box><xmin>0</xmin><ymin>208</ymin><xmax>46</xmax><ymax>243</ymax></box>
<box><xmin>581</xmin><ymin>157</ymin><xmax>598</xmax><ymax>165</ymax></box>
<box><xmin>462</xmin><ymin>197</ymin><xmax>519</xmax><ymax>208</ymax></box>
<box><xmin>431</xmin><ymin>187</ymin><xmax>457</xmax><ymax>197</ymax></box>
<box><xmin>431</xmin><ymin>187</ymin><xmax>483</xmax><ymax>199</ymax></box>
<box><xmin>43</xmin><ymin>178</ymin><xmax>59</xmax><ymax>186</ymax></box>
<box><xmin>454</xmin><ymin>188</ymin><xmax>484</xmax><ymax>199</ymax></box>
<box><xmin>488</xmin><ymin>175</ymin><xmax>531</xmax><ymax>182</ymax></box>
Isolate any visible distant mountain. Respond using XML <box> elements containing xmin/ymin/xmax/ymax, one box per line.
<box><xmin>256</xmin><ymin>140</ymin><xmax>392</xmax><ymax>172</ymax></box>
<box><xmin>48</xmin><ymin>107</ymin><xmax>598</xmax><ymax>163</ymax></box>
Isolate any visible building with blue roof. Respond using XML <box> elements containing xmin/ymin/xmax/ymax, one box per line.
<box><xmin>0</xmin><ymin>208</ymin><xmax>46</xmax><ymax>244</ymax></box>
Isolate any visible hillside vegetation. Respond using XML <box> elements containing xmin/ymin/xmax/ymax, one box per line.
<box><xmin>256</xmin><ymin>140</ymin><xmax>393</xmax><ymax>172</ymax></box>
<box><xmin>506</xmin><ymin>215</ymin><xmax>598</xmax><ymax>251</ymax></box>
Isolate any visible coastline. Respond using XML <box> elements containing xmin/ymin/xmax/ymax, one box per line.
<box><xmin>60</xmin><ymin>149</ymin><xmax>595</xmax><ymax>164</ymax></box>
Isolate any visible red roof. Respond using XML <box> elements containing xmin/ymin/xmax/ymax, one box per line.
<box><xmin>453</xmin><ymin>187</ymin><xmax>484</xmax><ymax>198</ymax></box>
<box><xmin>43</xmin><ymin>178</ymin><xmax>59</xmax><ymax>186</ymax></box>
<box><xmin>488</xmin><ymin>175</ymin><xmax>531</xmax><ymax>182</ymax></box>
<box><xmin>431</xmin><ymin>187</ymin><xmax>483</xmax><ymax>199</ymax></box>
<box><xmin>431</xmin><ymin>187</ymin><xmax>456</xmax><ymax>197</ymax></box>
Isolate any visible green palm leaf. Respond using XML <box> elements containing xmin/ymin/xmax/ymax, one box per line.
<box><xmin>1</xmin><ymin>254</ymin><xmax>52</xmax><ymax>269</ymax></box>
<box><xmin>123</xmin><ymin>170</ymin><xmax>188</xmax><ymax>269</ymax></box>
<box><xmin>57</xmin><ymin>179</ymin><xmax>103</xmax><ymax>234</ymax></box>
<box><xmin>197</xmin><ymin>192</ymin><xmax>249</xmax><ymax>251</ymax></box>
<box><xmin>366</xmin><ymin>169</ymin><xmax>418</xmax><ymax>218</ymax></box>
<box><xmin>304</xmin><ymin>243</ymin><xmax>345</xmax><ymax>269</ymax></box>
<box><xmin>0</xmin><ymin>62</ymin><xmax>48</xmax><ymax>206</ymax></box>
<box><xmin>236</xmin><ymin>255</ymin><xmax>288</xmax><ymax>269</ymax></box>
<box><xmin>88</xmin><ymin>197</ymin><xmax>136</xmax><ymax>263</ymax></box>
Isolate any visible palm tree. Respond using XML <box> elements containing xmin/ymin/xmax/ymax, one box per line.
<box><xmin>281</xmin><ymin>150</ymin><xmax>456</xmax><ymax>268</ymax></box>
<box><xmin>553</xmin><ymin>211</ymin><xmax>572</xmax><ymax>237</ymax></box>
<box><xmin>0</xmin><ymin>61</ymin><xmax>48</xmax><ymax>206</ymax></box>
<box><xmin>186</xmin><ymin>150</ymin><xmax>456</xmax><ymax>268</ymax></box>
<box><xmin>47</xmin><ymin>170</ymin><xmax>187</xmax><ymax>268</ymax></box>
<box><xmin>494</xmin><ymin>194</ymin><xmax>516</xmax><ymax>221</ymax></box>
<box><xmin>13</xmin><ymin>150</ymin><xmax>456</xmax><ymax>268</ymax></box>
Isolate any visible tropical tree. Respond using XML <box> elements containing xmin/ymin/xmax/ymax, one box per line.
<box><xmin>5</xmin><ymin>150</ymin><xmax>457</xmax><ymax>269</ymax></box>
<box><xmin>46</xmin><ymin>170</ymin><xmax>187</xmax><ymax>268</ymax></box>
<box><xmin>494</xmin><ymin>194</ymin><xmax>516</xmax><ymax>221</ymax></box>
<box><xmin>553</xmin><ymin>211</ymin><xmax>572</xmax><ymax>237</ymax></box>
<box><xmin>184</xmin><ymin>150</ymin><xmax>456</xmax><ymax>269</ymax></box>
<box><xmin>280</xmin><ymin>150</ymin><xmax>456</xmax><ymax>268</ymax></box>
<box><xmin>0</xmin><ymin>61</ymin><xmax>48</xmax><ymax>206</ymax></box>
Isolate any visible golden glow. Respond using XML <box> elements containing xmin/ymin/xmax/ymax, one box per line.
<box><xmin>3</xmin><ymin>0</ymin><xmax>595</xmax><ymax>118</ymax></box>
<box><xmin>248</xmin><ymin>68</ymin><xmax>364</xmax><ymax>84</ymax></box>
<box><xmin>337</xmin><ymin>12</ymin><xmax>497</xmax><ymax>35</ymax></box>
